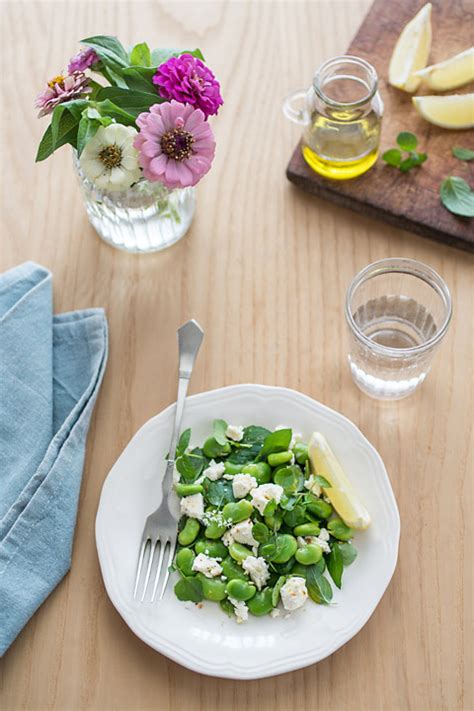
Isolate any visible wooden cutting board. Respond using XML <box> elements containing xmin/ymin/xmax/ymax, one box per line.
<box><xmin>286</xmin><ymin>0</ymin><xmax>474</xmax><ymax>252</ymax></box>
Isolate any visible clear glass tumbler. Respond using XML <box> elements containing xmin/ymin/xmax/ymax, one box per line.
<box><xmin>345</xmin><ymin>258</ymin><xmax>452</xmax><ymax>400</ymax></box>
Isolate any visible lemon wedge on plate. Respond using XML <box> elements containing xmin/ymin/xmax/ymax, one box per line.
<box><xmin>388</xmin><ymin>3</ymin><xmax>432</xmax><ymax>92</ymax></box>
<box><xmin>415</xmin><ymin>47</ymin><xmax>474</xmax><ymax>90</ymax></box>
<box><xmin>308</xmin><ymin>432</ymin><xmax>371</xmax><ymax>530</ymax></box>
<box><xmin>412</xmin><ymin>94</ymin><xmax>474</xmax><ymax>128</ymax></box>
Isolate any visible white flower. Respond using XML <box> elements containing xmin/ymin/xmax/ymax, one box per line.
<box><xmin>79</xmin><ymin>124</ymin><xmax>141</xmax><ymax>191</ymax></box>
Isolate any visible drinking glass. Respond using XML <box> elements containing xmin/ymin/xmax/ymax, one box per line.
<box><xmin>345</xmin><ymin>258</ymin><xmax>452</xmax><ymax>400</ymax></box>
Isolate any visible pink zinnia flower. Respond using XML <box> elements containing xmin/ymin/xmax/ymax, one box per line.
<box><xmin>153</xmin><ymin>54</ymin><xmax>223</xmax><ymax>119</ymax></box>
<box><xmin>134</xmin><ymin>100</ymin><xmax>216</xmax><ymax>189</ymax></box>
<box><xmin>68</xmin><ymin>47</ymin><xmax>99</xmax><ymax>74</ymax></box>
<box><xmin>35</xmin><ymin>71</ymin><xmax>92</xmax><ymax>117</ymax></box>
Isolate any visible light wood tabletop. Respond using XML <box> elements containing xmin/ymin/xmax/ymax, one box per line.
<box><xmin>0</xmin><ymin>1</ymin><xmax>472</xmax><ymax>710</ymax></box>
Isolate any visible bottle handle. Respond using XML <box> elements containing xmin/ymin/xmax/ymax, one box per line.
<box><xmin>282</xmin><ymin>90</ymin><xmax>308</xmax><ymax>125</ymax></box>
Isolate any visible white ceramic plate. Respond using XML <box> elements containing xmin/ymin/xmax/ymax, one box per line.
<box><xmin>96</xmin><ymin>384</ymin><xmax>399</xmax><ymax>679</ymax></box>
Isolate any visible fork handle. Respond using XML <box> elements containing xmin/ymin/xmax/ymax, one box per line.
<box><xmin>162</xmin><ymin>320</ymin><xmax>204</xmax><ymax>498</ymax></box>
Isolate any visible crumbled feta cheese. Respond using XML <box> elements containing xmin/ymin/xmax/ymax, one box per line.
<box><xmin>192</xmin><ymin>553</ymin><xmax>223</xmax><ymax>578</ymax></box>
<box><xmin>229</xmin><ymin>597</ymin><xmax>248</xmax><ymax>624</ymax></box>
<box><xmin>250</xmin><ymin>483</ymin><xmax>284</xmax><ymax>515</ymax></box>
<box><xmin>312</xmin><ymin>527</ymin><xmax>331</xmax><ymax>553</ymax></box>
<box><xmin>290</xmin><ymin>431</ymin><xmax>303</xmax><ymax>449</ymax></box>
<box><xmin>270</xmin><ymin>608</ymin><xmax>280</xmax><ymax>618</ymax></box>
<box><xmin>223</xmin><ymin>473</ymin><xmax>234</xmax><ymax>480</ymax></box>
<box><xmin>242</xmin><ymin>556</ymin><xmax>270</xmax><ymax>590</ymax></box>
<box><xmin>252</xmin><ymin>545</ymin><xmax>259</xmax><ymax>556</ymax></box>
<box><xmin>304</xmin><ymin>474</ymin><xmax>321</xmax><ymax>497</ymax></box>
<box><xmin>280</xmin><ymin>576</ymin><xmax>308</xmax><ymax>611</ymax></box>
<box><xmin>296</xmin><ymin>535</ymin><xmax>319</xmax><ymax>548</ymax></box>
<box><xmin>202</xmin><ymin>459</ymin><xmax>226</xmax><ymax>481</ymax></box>
<box><xmin>225</xmin><ymin>424</ymin><xmax>244</xmax><ymax>442</ymax></box>
<box><xmin>180</xmin><ymin>493</ymin><xmax>204</xmax><ymax>520</ymax></box>
<box><xmin>232</xmin><ymin>473</ymin><xmax>257</xmax><ymax>499</ymax></box>
<box><xmin>230</xmin><ymin>519</ymin><xmax>258</xmax><ymax>547</ymax></box>
<box><xmin>222</xmin><ymin>529</ymin><xmax>234</xmax><ymax>547</ymax></box>
<box><xmin>318</xmin><ymin>527</ymin><xmax>330</xmax><ymax>541</ymax></box>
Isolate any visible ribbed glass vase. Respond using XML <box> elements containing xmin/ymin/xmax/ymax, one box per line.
<box><xmin>74</xmin><ymin>157</ymin><xmax>196</xmax><ymax>253</ymax></box>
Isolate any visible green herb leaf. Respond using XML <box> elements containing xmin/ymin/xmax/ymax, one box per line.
<box><xmin>129</xmin><ymin>42</ymin><xmax>152</xmax><ymax>67</ymax></box>
<box><xmin>315</xmin><ymin>475</ymin><xmax>331</xmax><ymax>488</ymax></box>
<box><xmin>326</xmin><ymin>542</ymin><xmax>343</xmax><ymax>589</ymax></box>
<box><xmin>273</xmin><ymin>466</ymin><xmax>298</xmax><ymax>493</ymax></box>
<box><xmin>174</xmin><ymin>575</ymin><xmax>203</xmax><ymax>602</ymax></box>
<box><xmin>95</xmin><ymin>87</ymin><xmax>161</xmax><ymax>116</ymax></box>
<box><xmin>327</xmin><ymin>518</ymin><xmax>354</xmax><ymax>541</ymax></box>
<box><xmin>382</xmin><ymin>148</ymin><xmax>402</xmax><ymax>167</ymax></box>
<box><xmin>176</xmin><ymin>449</ymin><xmax>206</xmax><ymax>481</ymax></box>
<box><xmin>452</xmin><ymin>146</ymin><xmax>474</xmax><ymax>161</ymax></box>
<box><xmin>213</xmin><ymin>419</ymin><xmax>229</xmax><ymax>446</ymax></box>
<box><xmin>338</xmin><ymin>542</ymin><xmax>358</xmax><ymax>566</ymax></box>
<box><xmin>81</xmin><ymin>35</ymin><xmax>129</xmax><ymax>70</ymax></box>
<box><xmin>256</xmin><ymin>429</ymin><xmax>292</xmax><ymax>461</ymax></box>
<box><xmin>252</xmin><ymin>522</ymin><xmax>271</xmax><ymax>544</ymax></box>
<box><xmin>242</xmin><ymin>425</ymin><xmax>271</xmax><ymax>445</ymax></box>
<box><xmin>176</xmin><ymin>428</ymin><xmax>191</xmax><ymax>458</ymax></box>
<box><xmin>227</xmin><ymin>441</ymin><xmax>262</xmax><ymax>465</ymax></box>
<box><xmin>397</xmin><ymin>131</ymin><xmax>417</xmax><ymax>151</ymax></box>
<box><xmin>279</xmin><ymin>494</ymin><xmax>297</xmax><ymax>511</ymax></box>
<box><xmin>202</xmin><ymin>479</ymin><xmax>235</xmax><ymax>506</ymax></box>
<box><xmin>440</xmin><ymin>176</ymin><xmax>474</xmax><ymax>218</ymax></box>
<box><xmin>306</xmin><ymin>564</ymin><xmax>333</xmax><ymax>604</ymax></box>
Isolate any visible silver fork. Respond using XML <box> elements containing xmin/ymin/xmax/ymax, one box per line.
<box><xmin>133</xmin><ymin>319</ymin><xmax>204</xmax><ymax>602</ymax></box>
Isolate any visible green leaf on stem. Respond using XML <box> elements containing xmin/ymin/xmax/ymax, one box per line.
<box><xmin>396</xmin><ymin>131</ymin><xmax>418</xmax><ymax>151</ymax></box>
<box><xmin>129</xmin><ymin>42</ymin><xmax>152</xmax><ymax>67</ymax></box>
<box><xmin>452</xmin><ymin>146</ymin><xmax>474</xmax><ymax>161</ymax></box>
<box><xmin>95</xmin><ymin>87</ymin><xmax>161</xmax><ymax>116</ymax></box>
<box><xmin>440</xmin><ymin>177</ymin><xmax>474</xmax><ymax>217</ymax></box>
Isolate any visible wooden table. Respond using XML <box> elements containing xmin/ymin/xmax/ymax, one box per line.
<box><xmin>0</xmin><ymin>2</ymin><xmax>472</xmax><ymax>710</ymax></box>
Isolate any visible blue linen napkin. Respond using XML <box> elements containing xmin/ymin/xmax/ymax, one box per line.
<box><xmin>0</xmin><ymin>262</ymin><xmax>108</xmax><ymax>655</ymax></box>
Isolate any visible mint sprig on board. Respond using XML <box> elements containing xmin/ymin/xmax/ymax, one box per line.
<box><xmin>440</xmin><ymin>177</ymin><xmax>474</xmax><ymax>218</ymax></box>
<box><xmin>382</xmin><ymin>131</ymin><xmax>427</xmax><ymax>173</ymax></box>
<box><xmin>452</xmin><ymin>147</ymin><xmax>474</xmax><ymax>161</ymax></box>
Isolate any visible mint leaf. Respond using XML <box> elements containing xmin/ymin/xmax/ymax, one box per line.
<box><xmin>440</xmin><ymin>177</ymin><xmax>474</xmax><ymax>217</ymax></box>
<box><xmin>176</xmin><ymin>428</ymin><xmax>191</xmax><ymax>458</ymax></box>
<box><xmin>399</xmin><ymin>156</ymin><xmax>417</xmax><ymax>173</ymax></box>
<box><xmin>397</xmin><ymin>131</ymin><xmax>417</xmax><ymax>151</ymax></box>
<box><xmin>95</xmin><ymin>87</ymin><xmax>160</xmax><ymax>116</ymax></box>
<box><xmin>202</xmin><ymin>478</ymin><xmax>234</xmax><ymax>506</ymax></box>
<box><xmin>242</xmin><ymin>425</ymin><xmax>271</xmax><ymax>445</ymax></box>
<box><xmin>452</xmin><ymin>146</ymin><xmax>474</xmax><ymax>161</ymax></box>
<box><xmin>382</xmin><ymin>148</ymin><xmax>402</xmax><ymax>167</ymax></box>
<box><xmin>326</xmin><ymin>542</ymin><xmax>343</xmax><ymax>589</ymax></box>
<box><xmin>176</xmin><ymin>448</ymin><xmax>206</xmax><ymax>481</ymax></box>
<box><xmin>213</xmin><ymin>419</ymin><xmax>228</xmax><ymax>446</ymax></box>
<box><xmin>129</xmin><ymin>42</ymin><xmax>152</xmax><ymax>67</ymax></box>
<box><xmin>338</xmin><ymin>542</ymin><xmax>358</xmax><ymax>566</ymax></box>
<box><xmin>256</xmin><ymin>429</ymin><xmax>292</xmax><ymax>461</ymax></box>
<box><xmin>315</xmin><ymin>475</ymin><xmax>331</xmax><ymax>488</ymax></box>
<box><xmin>306</xmin><ymin>564</ymin><xmax>333</xmax><ymax>604</ymax></box>
<box><xmin>174</xmin><ymin>575</ymin><xmax>203</xmax><ymax>603</ymax></box>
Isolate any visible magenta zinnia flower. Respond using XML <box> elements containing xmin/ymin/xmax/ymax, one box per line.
<box><xmin>35</xmin><ymin>71</ymin><xmax>92</xmax><ymax>117</ymax></box>
<box><xmin>68</xmin><ymin>47</ymin><xmax>99</xmax><ymax>74</ymax></box>
<box><xmin>153</xmin><ymin>54</ymin><xmax>223</xmax><ymax>119</ymax></box>
<box><xmin>134</xmin><ymin>100</ymin><xmax>216</xmax><ymax>189</ymax></box>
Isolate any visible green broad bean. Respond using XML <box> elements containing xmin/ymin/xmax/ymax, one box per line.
<box><xmin>242</xmin><ymin>462</ymin><xmax>271</xmax><ymax>484</ymax></box>
<box><xmin>222</xmin><ymin>500</ymin><xmax>253</xmax><ymax>523</ymax></box>
<box><xmin>307</xmin><ymin>499</ymin><xmax>333</xmax><ymax>519</ymax></box>
<box><xmin>293</xmin><ymin>442</ymin><xmax>309</xmax><ymax>464</ymax></box>
<box><xmin>328</xmin><ymin>517</ymin><xmax>354</xmax><ymax>541</ymax></box>
<box><xmin>267</xmin><ymin>451</ymin><xmax>293</xmax><ymax>467</ymax></box>
<box><xmin>221</xmin><ymin>555</ymin><xmax>249</xmax><ymax>581</ymax></box>
<box><xmin>247</xmin><ymin>588</ymin><xmax>274</xmax><ymax>616</ymax></box>
<box><xmin>204</xmin><ymin>521</ymin><xmax>227</xmax><ymax>539</ymax></box>
<box><xmin>197</xmin><ymin>574</ymin><xmax>227</xmax><ymax>601</ymax></box>
<box><xmin>224</xmin><ymin>461</ymin><xmax>243</xmax><ymax>475</ymax></box>
<box><xmin>272</xmin><ymin>534</ymin><xmax>298</xmax><ymax>563</ymax></box>
<box><xmin>175</xmin><ymin>482</ymin><xmax>203</xmax><ymax>497</ymax></box>
<box><xmin>220</xmin><ymin>598</ymin><xmax>235</xmax><ymax>617</ymax></box>
<box><xmin>272</xmin><ymin>575</ymin><xmax>286</xmax><ymax>606</ymax></box>
<box><xmin>203</xmin><ymin>436</ymin><xmax>231</xmax><ymax>459</ymax></box>
<box><xmin>226</xmin><ymin>579</ymin><xmax>257</xmax><ymax>601</ymax></box>
<box><xmin>229</xmin><ymin>542</ymin><xmax>252</xmax><ymax>563</ymax></box>
<box><xmin>178</xmin><ymin>517</ymin><xmax>200</xmax><ymax>546</ymax></box>
<box><xmin>293</xmin><ymin>522</ymin><xmax>321</xmax><ymax>536</ymax></box>
<box><xmin>175</xmin><ymin>547</ymin><xmax>196</xmax><ymax>576</ymax></box>
<box><xmin>195</xmin><ymin>540</ymin><xmax>228</xmax><ymax>558</ymax></box>
<box><xmin>295</xmin><ymin>543</ymin><xmax>323</xmax><ymax>565</ymax></box>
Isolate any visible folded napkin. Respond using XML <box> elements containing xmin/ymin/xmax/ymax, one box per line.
<box><xmin>0</xmin><ymin>262</ymin><xmax>108</xmax><ymax>655</ymax></box>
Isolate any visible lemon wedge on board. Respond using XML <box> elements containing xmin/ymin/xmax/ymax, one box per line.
<box><xmin>388</xmin><ymin>3</ymin><xmax>432</xmax><ymax>92</ymax></box>
<box><xmin>308</xmin><ymin>432</ymin><xmax>371</xmax><ymax>530</ymax></box>
<box><xmin>412</xmin><ymin>94</ymin><xmax>474</xmax><ymax>129</ymax></box>
<box><xmin>415</xmin><ymin>47</ymin><xmax>474</xmax><ymax>90</ymax></box>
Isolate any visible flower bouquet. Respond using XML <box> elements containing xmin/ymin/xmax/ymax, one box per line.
<box><xmin>35</xmin><ymin>36</ymin><xmax>223</xmax><ymax>252</ymax></box>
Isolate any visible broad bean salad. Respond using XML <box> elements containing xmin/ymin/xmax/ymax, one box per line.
<box><xmin>172</xmin><ymin>421</ymin><xmax>360</xmax><ymax>623</ymax></box>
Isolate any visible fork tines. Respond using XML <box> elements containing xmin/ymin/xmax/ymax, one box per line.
<box><xmin>133</xmin><ymin>536</ymin><xmax>176</xmax><ymax>603</ymax></box>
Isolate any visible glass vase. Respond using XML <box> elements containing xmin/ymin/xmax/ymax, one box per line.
<box><xmin>74</xmin><ymin>157</ymin><xmax>196</xmax><ymax>253</ymax></box>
